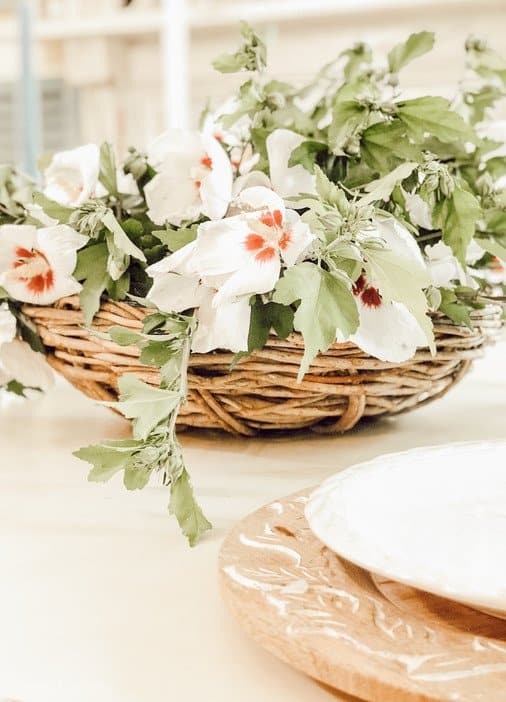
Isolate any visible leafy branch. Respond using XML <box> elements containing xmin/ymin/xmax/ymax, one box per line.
<box><xmin>74</xmin><ymin>310</ymin><xmax>212</xmax><ymax>546</ymax></box>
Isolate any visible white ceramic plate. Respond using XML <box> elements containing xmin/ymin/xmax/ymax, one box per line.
<box><xmin>306</xmin><ymin>441</ymin><xmax>506</xmax><ymax>617</ymax></box>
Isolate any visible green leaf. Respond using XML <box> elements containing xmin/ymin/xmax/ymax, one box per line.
<box><xmin>328</xmin><ymin>100</ymin><xmax>369</xmax><ymax>154</ymax></box>
<box><xmin>74</xmin><ymin>242</ymin><xmax>110</xmax><ymax>325</ymax></box>
<box><xmin>388</xmin><ymin>31</ymin><xmax>435</xmax><ymax>73</ymax></box>
<box><xmin>288</xmin><ymin>140</ymin><xmax>327</xmax><ymax>174</ymax></box>
<box><xmin>314</xmin><ymin>166</ymin><xmax>349</xmax><ymax>212</ymax></box>
<box><xmin>440</xmin><ymin>187</ymin><xmax>481</xmax><ymax>265</ymax></box>
<box><xmin>397</xmin><ymin>97</ymin><xmax>476</xmax><ymax>144</ymax></box>
<box><xmin>101</xmin><ymin>210</ymin><xmax>146</xmax><ymax>263</ymax></box>
<box><xmin>75</xmin><ymin>439</ymin><xmax>142</xmax><ymax>483</ymax></box>
<box><xmin>273</xmin><ymin>262</ymin><xmax>359</xmax><ymax>379</ymax></box>
<box><xmin>98</xmin><ymin>142</ymin><xmax>118</xmax><ymax>196</ymax></box>
<box><xmin>8</xmin><ymin>303</ymin><xmax>45</xmax><ymax>353</ymax></box>
<box><xmin>169</xmin><ymin>468</ymin><xmax>212</xmax><ymax>547</ymax></box>
<box><xmin>109</xmin><ymin>326</ymin><xmax>143</xmax><ymax>346</ymax></box>
<box><xmin>363</xmin><ymin>243</ymin><xmax>434</xmax><ymax>351</ymax></box>
<box><xmin>475</xmin><ymin>236</ymin><xmax>506</xmax><ymax>261</ymax></box>
<box><xmin>123</xmin><ymin>465</ymin><xmax>151</xmax><ymax>490</ymax></box>
<box><xmin>5</xmin><ymin>379</ymin><xmax>30</xmax><ymax>396</ymax></box>
<box><xmin>463</xmin><ymin>84</ymin><xmax>506</xmax><ymax>125</ymax></box>
<box><xmin>154</xmin><ymin>224</ymin><xmax>198</xmax><ymax>252</ymax></box>
<box><xmin>484</xmin><ymin>157</ymin><xmax>506</xmax><ymax>182</ymax></box>
<box><xmin>340</xmin><ymin>42</ymin><xmax>373</xmax><ymax>81</ymax></box>
<box><xmin>466</xmin><ymin>39</ymin><xmax>506</xmax><ymax>87</ymax></box>
<box><xmin>361</xmin><ymin>120</ymin><xmax>422</xmax><ymax>173</ymax></box>
<box><xmin>32</xmin><ymin>191</ymin><xmax>72</xmax><ymax>223</ymax></box>
<box><xmin>247</xmin><ymin>297</ymin><xmax>294</xmax><ymax>352</ymax></box>
<box><xmin>438</xmin><ymin>288</ymin><xmax>472</xmax><ymax>327</ymax></box>
<box><xmin>359</xmin><ymin>162</ymin><xmax>418</xmax><ymax>205</ymax></box>
<box><xmin>212</xmin><ymin>21</ymin><xmax>266</xmax><ymax>74</ymax></box>
<box><xmin>110</xmin><ymin>375</ymin><xmax>180</xmax><ymax>441</ymax></box>
<box><xmin>106</xmin><ymin>272</ymin><xmax>130</xmax><ymax>301</ymax></box>
<box><xmin>122</xmin><ymin>217</ymin><xmax>145</xmax><ymax>242</ymax></box>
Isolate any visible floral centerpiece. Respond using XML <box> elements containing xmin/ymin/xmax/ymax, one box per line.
<box><xmin>0</xmin><ymin>27</ymin><xmax>504</xmax><ymax>543</ymax></box>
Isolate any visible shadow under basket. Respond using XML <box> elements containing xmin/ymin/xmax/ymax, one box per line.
<box><xmin>22</xmin><ymin>297</ymin><xmax>502</xmax><ymax>437</ymax></box>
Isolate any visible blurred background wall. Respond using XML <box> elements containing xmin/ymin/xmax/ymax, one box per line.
<box><xmin>0</xmin><ymin>0</ymin><xmax>505</xmax><ymax>169</ymax></box>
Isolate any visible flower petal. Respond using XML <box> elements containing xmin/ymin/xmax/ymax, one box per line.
<box><xmin>280</xmin><ymin>210</ymin><xmax>316</xmax><ymax>267</ymax></box>
<box><xmin>196</xmin><ymin>217</ymin><xmax>251</xmax><ymax>275</ymax></box>
<box><xmin>0</xmin><ymin>339</ymin><xmax>54</xmax><ymax>390</ymax></box>
<box><xmin>213</xmin><ymin>255</ymin><xmax>281</xmax><ymax>305</ymax></box>
<box><xmin>44</xmin><ymin>144</ymin><xmax>100</xmax><ymax>207</ymax></box>
<box><xmin>36</xmin><ymin>225</ymin><xmax>88</xmax><ymax>277</ymax></box>
<box><xmin>0</xmin><ymin>303</ymin><xmax>16</xmax><ymax>346</ymax></box>
<box><xmin>145</xmin><ymin>171</ymin><xmax>201</xmax><ymax>226</ymax></box>
<box><xmin>350</xmin><ymin>299</ymin><xmax>427</xmax><ymax>362</ymax></box>
<box><xmin>403</xmin><ymin>191</ymin><xmax>433</xmax><ymax>230</ymax></box>
<box><xmin>147</xmin><ymin>130</ymin><xmax>203</xmax><ymax>171</ymax></box>
<box><xmin>0</xmin><ymin>224</ymin><xmax>37</xmax><ymax>273</ymax></box>
<box><xmin>147</xmin><ymin>241</ymin><xmax>198</xmax><ymax>277</ymax></box>
<box><xmin>192</xmin><ymin>291</ymin><xmax>251</xmax><ymax>353</ymax></box>
<box><xmin>372</xmin><ymin>215</ymin><xmax>426</xmax><ymax>268</ymax></box>
<box><xmin>235</xmin><ymin>186</ymin><xmax>285</xmax><ymax>214</ymax></box>
<box><xmin>232</xmin><ymin>170</ymin><xmax>272</xmax><ymax>197</ymax></box>
<box><xmin>147</xmin><ymin>272</ymin><xmax>203</xmax><ymax>314</ymax></box>
<box><xmin>266</xmin><ymin>129</ymin><xmax>317</xmax><ymax>199</ymax></box>
<box><xmin>425</xmin><ymin>241</ymin><xmax>466</xmax><ymax>287</ymax></box>
<box><xmin>199</xmin><ymin>134</ymin><xmax>233</xmax><ymax>220</ymax></box>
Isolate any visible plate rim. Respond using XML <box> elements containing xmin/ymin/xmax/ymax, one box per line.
<box><xmin>305</xmin><ymin>439</ymin><xmax>506</xmax><ymax>616</ymax></box>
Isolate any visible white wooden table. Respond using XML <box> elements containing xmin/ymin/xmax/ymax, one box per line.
<box><xmin>0</xmin><ymin>342</ymin><xmax>504</xmax><ymax>702</ymax></box>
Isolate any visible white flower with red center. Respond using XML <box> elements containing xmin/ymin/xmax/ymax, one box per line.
<box><xmin>347</xmin><ymin>217</ymin><xmax>428</xmax><ymax>362</ymax></box>
<box><xmin>44</xmin><ymin>144</ymin><xmax>100</xmax><ymax>207</ymax></box>
<box><xmin>0</xmin><ymin>224</ymin><xmax>87</xmax><ymax>305</ymax></box>
<box><xmin>144</xmin><ymin>129</ymin><xmax>233</xmax><ymax>226</ymax></box>
<box><xmin>146</xmin><ymin>243</ymin><xmax>250</xmax><ymax>353</ymax></box>
<box><xmin>265</xmin><ymin>129</ymin><xmax>317</xmax><ymax>200</ymax></box>
<box><xmin>0</xmin><ymin>303</ymin><xmax>53</xmax><ymax>391</ymax></box>
<box><xmin>195</xmin><ymin>186</ymin><xmax>316</xmax><ymax>304</ymax></box>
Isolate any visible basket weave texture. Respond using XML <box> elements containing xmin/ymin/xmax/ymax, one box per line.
<box><xmin>23</xmin><ymin>297</ymin><xmax>502</xmax><ymax>436</ymax></box>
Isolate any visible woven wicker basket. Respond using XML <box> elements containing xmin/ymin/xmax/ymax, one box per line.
<box><xmin>22</xmin><ymin>297</ymin><xmax>502</xmax><ymax>436</ymax></box>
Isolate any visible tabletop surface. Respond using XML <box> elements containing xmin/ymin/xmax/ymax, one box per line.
<box><xmin>0</xmin><ymin>342</ymin><xmax>504</xmax><ymax>702</ymax></box>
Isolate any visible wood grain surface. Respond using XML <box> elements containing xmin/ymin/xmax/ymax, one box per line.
<box><xmin>220</xmin><ymin>490</ymin><xmax>506</xmax><ymax>702</ymax></box>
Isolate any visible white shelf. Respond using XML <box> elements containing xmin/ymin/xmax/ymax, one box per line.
<box><xmin>0</xmin><ymin>0</ymin><xmax>499</xmax><ymax>41</ymax></box>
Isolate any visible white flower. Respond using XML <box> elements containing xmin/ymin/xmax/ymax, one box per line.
<box><xmin>0</xmin><ymin>304</ymin><xmax>53</xmax><ymax>390</ymax></box>
<box><xmin>348</xmin><ymin>217</ymin><xmax>428</xmax><ymax>362</ymax></box>
<box><xmin>350</xmin><ymin>285</ymin><xmax>428</xmax><ymax>363</ymax></box>
<box><xmin>146</xmin><ymin>244</ymin><xmax>250</xmax><ymax>353</ymax></box>
<box><xmin>0</xmin><ymin>224</ymin><xmax>87</xmax><ymax>305</ymax></box>
<box><xmin>44</xmin><ymin>144</ymin><xmax>100</xmax><ymax>207</ymax></box>
<box><xmin>230</xmin><ymin>143</ymin><xmax>260</xmax><ymax>176</ymax></box>
<box><xmin>95</xmin><ymin>170</ymin><xmax>140</xmax><ymax>198</ymax></box>
<box><xmin>144</xmin><ymin>130</ymin><xmax>233</xmax><ymax>226</ymax></box>
<box><xmin>424</xmin><ymin>241</ymin><xmax>480</xmax><ymax>289</ymax></box>
<box><xmin>266</xmin><ymin>129</ymin><xmax>317</xmax><ymax>199</ymax></box>
<box><xmin>202</xmin><ymin>96</ymin><xmax>252</xmax><ymax>147</ymax></box>
<box><xmin>25</xmin><ymin>204</ymin><xmax>58</xmax><ymax>227</ymax></box>
<box><xmin>424</xmin><ymin>242</ymin><xmax>466</xmax><ymax>287</ymax></box>
<box><xmin>465</xmin><ymin>240</ymin><xmax>485</xmax><ymax>265</ymax></box>
<box><xmin>403</xmin><ymin>190</ymin><xmax>433</xmax><ymax>230</ymax></box>
<box><xmin>372</xmin><ymin>215</ymin><xmax>426</xmax><ymax>267</ymax></box>
<box><xmin>232</xmin><ymin>169</ymin><xmax>272</xmax><ymax>197</ymax></box>
<box><xmin>195</xmin><ymin>186</ymin><xmax>315</xmax><ymax>305</ymax></box>
<box><xmin>0</xmin><ymin>304</ymin><xmax>16</xmax><ymax>345</ymax></box>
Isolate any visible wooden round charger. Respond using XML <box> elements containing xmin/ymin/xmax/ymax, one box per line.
<box><xmin>219</xmin><ymin>490</ymin><xmax>506</xmax><ymax>702</ymax></box>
